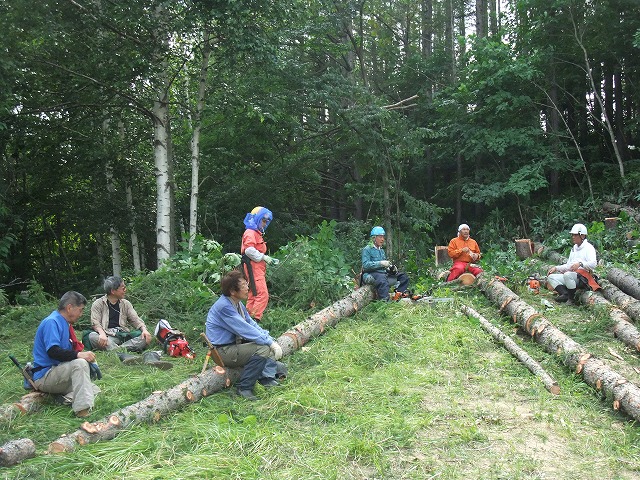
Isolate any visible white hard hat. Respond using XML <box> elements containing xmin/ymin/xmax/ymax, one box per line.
<box><xmin>570</xmin><ymin>223</ymin><xmax>587</xmax><ymax>235</ymax></box>
<box><xmin>458</xmin><ymin>223</ymin><xmax>470</xmax><ymax>232</ymax></box>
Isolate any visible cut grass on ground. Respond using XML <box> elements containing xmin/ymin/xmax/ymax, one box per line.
<box><xmin>2</xmin><ymin>296</ymin><xmax>640</xmax><ymax>479</ymax></box>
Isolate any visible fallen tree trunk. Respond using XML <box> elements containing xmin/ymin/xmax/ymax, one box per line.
<box><xmin>576</xmin><ymin>290</ymin><xmax>640</xmax><ymax>352</ymax></box>
<box><xmin>529</xmin><ymin>258</ymin><xmax>640</xmax><ymax>353</ymax></box>
<box><xmin>0</xmin><ymin>439</ymin><xmax>35</xmax><ymax>467</ymax></box>
<box><xmin>599</xmin><ymin>278</ymin><xmax>640</xmax><ymax>323</ymax></box>
<box><xmin>532</xmin><ymin>242</ymin><xmax>565</xmax><ymax>265</ymax></box>
<box><xmin>602</xmin><ymin>201</ymin><xmax>640</xmax><ymax>223</ymax></box>
<box><xmin>477</xmin><ymin>274</ymin><xmax>640</xmax><ymax>421</ymax></box>
<box><xmin>607</xmin><ymin>267</ymin><xmax>640</xmax><ymax>301</ymax></box>
<box><xmin>47</xmin><ymin>285</ymin><xmax>375</xmax><ymax>455</ymax></box>
<box><xmin>0</xmin><ymin>392</ymin><xmax>50</xmax><ymax>425</ymax></box>
<box><xmin>460</xmin><ymin>305</ymin><xmax>560</xmax><ymax>395</ymax></box>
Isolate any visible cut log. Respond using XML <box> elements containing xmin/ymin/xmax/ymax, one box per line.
<box><xmin>0</xmin><ymin>392</ymin><xmax>49</xmax><ymax>425</ymax></box>
<box><xmin>458</xmin><ymin>273</ymin><xmax>476</xmax><ymax>285</ymax></box>
<box><xmin>602</xmin><ymin>202</ymin><xmax>640</xmax><ymax>223</ymax></box>
<box><xmin>532</xmin><ymin>242</ymin><xmax>566</xmax><ymax>266</ymax></box>
<box><xmin>515</xmin><ymin>239</ymin><xmax>534</xmax><ymax>260</ymax></box>
<box><xmin>434</xmin><ymin>246</ymin><xmax>451</xmax><ymax>267</ymax></box>
<box><xmin>607</xmin><ymin>267</ymin><xmax>640</xmax><ymax>301</ymax></box>
<box><xmin>598</xmin><ymin>278</ymin><xmax>640</xmax><ymax>323</ymax></box>
<box><xmin>577</xmin><ymin>290</ymin><xmax>640</xmax><ymax>352</ymax></box>
<box><xmin>0</xmin><ymin>438</ymin><xmax>36</xmax><ymax>467</ymax></box>
<box><xmin>47</xmin><ymin>285</ymin><xmax>376</xmax><ymax>454</ymax></box>
<box><xmin>460</xmin><ymin>305</ymin><xmax>560</xmax><ymax>395</ymax></box>
<box><xmin>477</xmin><ymin>274</ymin><xmax>640</xmax><ymax>422</ymax></box>
<box><xmin>531</xmin><ymin>259</ymin><xmax>640</xmax><ymax>353</ymax></box>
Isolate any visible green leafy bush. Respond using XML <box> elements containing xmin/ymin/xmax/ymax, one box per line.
<box><xmin>267</xmin><ymin>220</ymin><xmax>353</xmax><ymax>310</ymax></box>
<box><xmin>160</xmin><ymin>234</ymin><xmax>241</xmax><ymax>285</ymax></box>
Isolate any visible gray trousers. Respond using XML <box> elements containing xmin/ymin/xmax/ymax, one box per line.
<box><xmin>88</xmin><ymin>331</ymin><xmax>148</xmax><ymax>352</ymax></box>
<box><xmin>548</xmin><ymin>272</ymin><xmax>578</xmax><ymax>290</ymax></box>
<box><xmin>33</xmin><ymin>359</ymin><xmax>100</xmax><ymax>413</ymax></box>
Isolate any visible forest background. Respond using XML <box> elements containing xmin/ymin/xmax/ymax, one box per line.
<box><xmin>0</xmin><ymin>0</ymin><xmax>639</xmax><ymax>298</ymax></box>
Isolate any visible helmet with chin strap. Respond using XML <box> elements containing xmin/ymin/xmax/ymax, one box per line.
<box><xmin>370</xmin><ymin>226</ymin><xmax>385</xmax><ymax>236</ymax></box>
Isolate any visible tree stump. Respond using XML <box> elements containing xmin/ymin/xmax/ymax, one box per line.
<box><xmin>434</xmin><ymin>246</ymin><xmax>451</xmax><ymax>267</ymax></box>
<box><xmin>604</xmin><ymin>217</ymin><xmax>619</xmax><ymax>229</ymax></box>
<box><xmin>515</xmin><ymin>239</ymin><xmax>533</xmax><ymax>259</ymax></box>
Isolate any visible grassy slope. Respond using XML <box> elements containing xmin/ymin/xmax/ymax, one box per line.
<box><xmin>2</xmin><ymin>289</ymin><xmax>640</xmax><ymax>480</ymax></box>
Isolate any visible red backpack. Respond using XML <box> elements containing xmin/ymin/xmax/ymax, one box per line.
<box><xmin>154</xmin><ymin>319</ymin><xmax>195</xmax><ymax>359</ymax></box>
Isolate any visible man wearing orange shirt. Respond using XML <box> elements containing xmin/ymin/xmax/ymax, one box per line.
<box><xmin>447</xmin><ymin>224</ymin><xmax>483</xmax><ymax>282</ymax></box>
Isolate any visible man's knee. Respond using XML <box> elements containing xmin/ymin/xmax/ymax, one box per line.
<box><xmin>69</xmin><ymin>358</ymin><xmax>90</xmax><ymax>375</ymax></box>
<box><xmin>255</xmin><ymin>345</ymin><xmax>271</xmax><ymax>358</ymax></box>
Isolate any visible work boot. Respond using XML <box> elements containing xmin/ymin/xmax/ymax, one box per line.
<box><xmin>236</xmin><ymin>388</ymin><xmax>258</xmax><ymax>401</ymax></box>
<box><xmin>118</xmin><ymin>352</ymin><xmax>143</xmax><ymax>365</ymax></box>
<box><xmin>554</xmin><ymin>285</ymin><xmax>570</xmax><ymax>303</ymax></box>
<box><xmin>566</xmin><ymin>288</ymin><xmax>577</xmax><ymax>305</ymax></box>
<box><xmin>142</xmin><ymin>351</ymin><xmax>173</xmax><ymax>370</ymax></box>
<box><xmin>259</xmin><ymin>378</ymin><xmax>281</xmax><ymax>388</ymax></box>
<box><xmin>75</xmin><ymin>408</ymin><xmax>91</xmax><ymax>418</ymax></box>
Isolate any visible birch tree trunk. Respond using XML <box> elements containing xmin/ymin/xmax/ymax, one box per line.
<box><xmin>119</xmin><ymin>118</ymin><xmax>141</xmax><ymax>274</ymax></box>
<box><xmin>104</xmin><ymin>118</ymin><xmax>122</xmax><ymax>276</ymax></box>
<box><xmin>125</xmin><ymin>183</ymin><xmax>141</xmax><ymax>274</ymax></box>
<box><xmin>153</xmin><ymin>94</ymin><xmax>172</xmax><ymax>265</ymax></box>
<box><xmin>152</xmin><ymin>2</ymin><xmax>173</xmax><ymax>265</ymax></box>
<box><xmin>188</xmin><ymin>31</ymin><xmax>212</xmax><ymax>251</ymax></box>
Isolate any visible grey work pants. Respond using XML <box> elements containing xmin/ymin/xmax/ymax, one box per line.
<box><xmin>88</xmin><ymin>331</ymin><xmax>148</xmax><ymax>352</ymax></box>
<box><xmin>33</xmin><ymin>359</ymin><xmax>100</xmax><ymax>413</ymax></box>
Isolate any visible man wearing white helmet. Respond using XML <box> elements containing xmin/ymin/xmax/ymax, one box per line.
<box><xmin>546</xmin><ymin>223</ymin><xmax>599</xmax><ymax>303</ymax></box>
<box><xmin>447</xmin><ymin>224</ymin><xmax>483</xmax><ymax>281</ymax></box>
<box><xmin>361</xmin><ymin>226</ymin><xmax>410</xmax><ymax>301</ymax></box>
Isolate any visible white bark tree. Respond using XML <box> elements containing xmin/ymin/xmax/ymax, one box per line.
<box><xmin>188</xmin><ymin>30</ymin><xmax>212</xmax><ymax>251</ymax></box>
<box><xmin>152</xmin><ymin>2</ymin><xmax>174</xmax><ymax>265</ymax></box>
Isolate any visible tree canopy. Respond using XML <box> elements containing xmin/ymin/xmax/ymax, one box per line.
<box><xmin>0</xmin><ymin>0</ymin><xmax>638</xmax><ymax>295</ymax></box>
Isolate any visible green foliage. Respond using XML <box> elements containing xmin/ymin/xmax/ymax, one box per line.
<box><xmin>14</xmin><ymin>280</ymin><xmax>52</xmax><ymax>306</ymax></box>
<box><xmin>160</xmin><ymin>234</ymin><xmax>240</xmax><ymax>286</ymax></box>
<box><xmin>268</xmin><ymin>220</ymin><xmax>352</xmax><ymax>310</ymax></box>
<box><xmin>125</xmin><ymin>268</ymin><xmax>215</xmax><ymax>331</ymax></box>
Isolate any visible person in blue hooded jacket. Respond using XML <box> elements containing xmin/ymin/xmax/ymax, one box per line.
<box><xmin>361</xmin><ymin>226</ymin><xmax>409</xmax><ymax>301</ymax></box>
<box><xmin>241</xmin><ymin>206</ymin><xmax>279</xmax><ymax>321</ymax></box>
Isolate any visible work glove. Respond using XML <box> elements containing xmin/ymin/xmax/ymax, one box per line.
<box><xmin>264</xmin><ymin>255</ymin><xmax>280</xmax><ymax>266</ymax></box>
<box><xmin>380</xmin><ymin>260</ymin><xmax>391</xmax><ymax>268</ymax></box>
<box><xmin>89</xmin><ymin>362</ymin><xmax>102</xmax><ymax>381</ymax></box>
<box><xmin>270</xmin><ymin>341</ymin><xmax>283</xmax><ymax>360</ymax></box>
